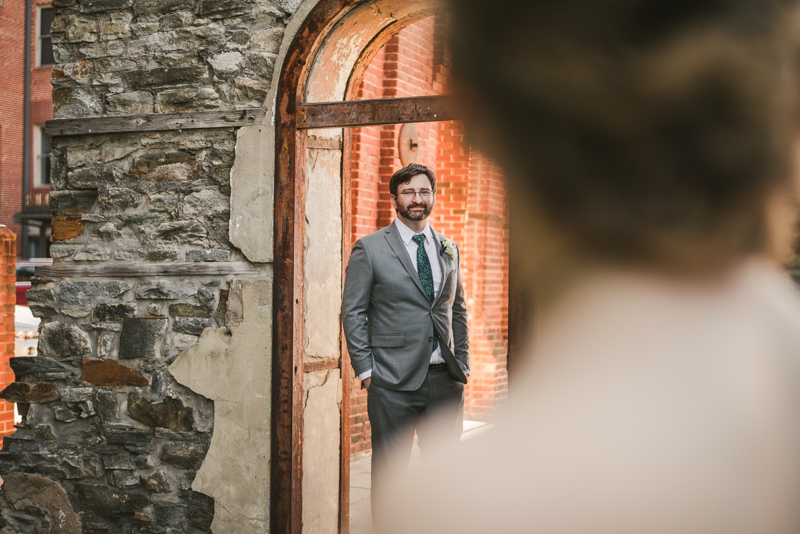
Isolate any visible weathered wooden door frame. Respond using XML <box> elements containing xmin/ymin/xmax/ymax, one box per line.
<box><xmin>271</xmin><ymin>2</ymin><xmax>515</xmax><ymax>533</ymax></box>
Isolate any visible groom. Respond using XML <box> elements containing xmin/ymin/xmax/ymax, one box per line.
<box><xmin>342</xmin><ymin>163</ymin><xmax>470</xmax><ymax>520</ymax></box>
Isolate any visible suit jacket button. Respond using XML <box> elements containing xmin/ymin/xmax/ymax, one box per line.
<box><xmin>428</xmin><ymin>336</ymin><xmax>433</xmax><ymax>341</ymax></box>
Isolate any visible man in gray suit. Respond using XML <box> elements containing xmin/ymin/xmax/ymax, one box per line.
<box><xmin>342</xmin><ymin>163</ymin><xmax>470</xmax><ymax>520</ymax></box>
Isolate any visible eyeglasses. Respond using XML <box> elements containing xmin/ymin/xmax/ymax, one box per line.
<box><xmin>397</xmin><ymin>190</ymin><xmax>433</xmax><ymax>199</ymax></box>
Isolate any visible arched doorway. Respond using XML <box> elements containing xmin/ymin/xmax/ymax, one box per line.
<box><xmin>271</xmin><ymin>2</ymin><xmax>517</xmax><ymax>532</ymax></box>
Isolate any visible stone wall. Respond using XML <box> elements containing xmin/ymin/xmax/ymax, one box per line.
<box><xmin>47</xmin><ymin>0</ymin><xmax>296</xmax><ymax>119</ymax></box>
<box><xmin>0</xmin><ymin>0</ymin><xmax>301</xmax><ymax>531</ymax></box>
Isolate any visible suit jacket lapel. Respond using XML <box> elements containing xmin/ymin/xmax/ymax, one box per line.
<box><xmin>432</xmin><ymin>228</ymin><xmax>453</xmax><ymax>303</ymax></box>
<box><xmin>384</xmin><ymin>223</ymin><xmax>428</xmax><ymax>299</ymax></box>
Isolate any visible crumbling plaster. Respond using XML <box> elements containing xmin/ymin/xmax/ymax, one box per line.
<box><xmin>304</xmin><ymin>142</ymin><xmax>344</xmax><ymax>362</ymax></box>
<box><xmin>302</xmin><ymin>369</ymin><xmax>343</xmax><ymax>534</ymax></box>
<box><xmin>219</xmin><ymin>2</ymin><xmax>446</xmax><ymax>532</ymax></box>
<box><xmin>230</xmin><ymin>0</ymin><xmax>323</xmax><ymax>263</ymax></box>
<box><xmin>230</xmin><ymin>0</ymin><xmax>441</xmax><ymax>262</ymax></box>
<box><xmin>169</xmin><ymin>278</ymin><xmax>273</xmax><ymax>533</ymax></box>
<box><xmin>302</xmin><ymin>140</ymin><xmax>345</xmax><ymax>533</ymax></box>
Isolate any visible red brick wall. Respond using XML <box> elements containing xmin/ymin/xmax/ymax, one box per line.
<box><xmin>348</xmin><ymin>17</ymin><xmax>509</xmax><ymax>458</ymax></box>
<box><xmin>0</xmin><ymin>0</ymin><xmax>53</xmax><ymax>256</ymax></box>
<box><xmin>0</xmin><ymin>1</ymin><xmax>27</xmax><ymax>250</ymax></box>
<box><xmin>0</xmin><ymin>227</ymin><xmax>17</xmax><ymax>438</ymax></box>
<box><xmin>461</xmin><ymin>154</ymin><xmax>509</xmax><ymax>419</ymax></box>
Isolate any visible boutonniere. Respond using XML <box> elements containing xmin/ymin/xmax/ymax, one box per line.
<box><xmin>439</xmin><ymin>238</ymin><xmax>457</xmax><ymax>260</ymax></box>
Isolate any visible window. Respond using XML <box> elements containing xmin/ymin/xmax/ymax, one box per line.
<box><xmin>25</xmin><ymin>221</ymin><xmax>51</xmax><ymax>259</ymax></box>
<box><xmin>38</xmin><ymin>7</ymin><xmax>55</xmax><ymax>67</ymax></box>
<box><xmin>34</xmin><ymin>126</ymin><xmax>51</xmax><ymax>187</ymax></box>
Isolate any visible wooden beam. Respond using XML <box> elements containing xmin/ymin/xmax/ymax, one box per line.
<box><xmin>296</xmin><ymin>95</ymin><xmax>457</xmax><ymax>129</ymax></box>
<box><xmin>339</xmin><ymin>127</ymin><xmax>353</xmax><ymax>534</ymax></box>
<box><xmin>45</xmin><ymin>109</ymin><xmax>266</xmax><ymax>137</ymax></box>
<box><xmin>35</xmin><ymin>262</ymin><xmax>262</xmax><ymax>278</ymax></box>
<box><xmin>306</xmin><ymin>138</ymin><xmax>343</xmax><ymax>150</ymax></box>
<box><xmin>303</xmin><ymin>359</ymin><xmax>339</xmax><ymax>373</ymax></box>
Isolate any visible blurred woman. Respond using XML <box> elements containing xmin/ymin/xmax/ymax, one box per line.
<box><xmin>381</xmin><ymin>1</ymin><xmax>800</xmax><ymax>532</ymax></box>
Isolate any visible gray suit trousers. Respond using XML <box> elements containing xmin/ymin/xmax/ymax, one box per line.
<box><xmin>369</xmin><ymin>365</ymin><xmax>464</xmax><ymax>528</ymax></box>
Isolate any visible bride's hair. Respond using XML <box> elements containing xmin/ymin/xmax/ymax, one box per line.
<box><xmin>449</xmin><ymin>0</ymin><xmax>800</xmax><ymax>269</ymax></box>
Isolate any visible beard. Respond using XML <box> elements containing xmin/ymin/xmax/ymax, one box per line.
<box><xmin>397</xmin><ymin>201</ymin><xmax>433</xmax><ymax>221</ymax></box>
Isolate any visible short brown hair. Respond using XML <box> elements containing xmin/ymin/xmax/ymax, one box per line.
<box><xmin>449</xmin><ymin>0</ymin><xmax>800</xmax><ymax>269</ymax></box>
<box><xmin>389</xmin><ymin>164</ymin><xmax>437</xmax><ymax>197</ymax></box>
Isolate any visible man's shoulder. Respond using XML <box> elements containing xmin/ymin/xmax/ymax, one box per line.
<box><xmin>355</xmin><ymin>225</ymin><xmax>393</xmax><ymax>247</ymax></box>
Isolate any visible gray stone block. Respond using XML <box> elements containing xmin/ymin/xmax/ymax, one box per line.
<box><xmin>39</xmin><ymin>322</ymin><xmax>92</xmax><ymax>360</ymax></box>
<box><xmin>53</xmin><ymin>87</ymin><xmax>103</xmax><ymax>119</ymax></box>
<box><xmin>21</xmin><ymin>451</ymin><xmax>102</xmax><ymax>480</ymax></box>
<box><xmin>127</xmin><ymin>394</ymin><xmax>194</xmax><ymax>431</ymax></box>
<box><xmin>135</xmin><ymin>281</ymin><xmax>196</xmax><ymax>300</ymax></box>
<box><xmin>91</xmin><ymin>303</ymin><xmax>136</xmax><ymax>323</ymax></box>
<box><xmin>138</xmin><ymin>244</ymin><xmax>179</xmax><ymax>262</ymax></box>
<box><xmin>67</xmin><ymin>166</ymin><xmax>120</xmax><ymax>189</ymax></box>
<box><xmin>132</xmin><ymin>0</ymin><xmax>194</xmax><ymax>16</ymax></box>
<box><xmin>74</xmin><ymin>482</ymin><xmax>151</xmax><ymax>518</ymax></box>
<box><xmin>158</xmin><ymin>441</ymin><xmax>206</xmax><ymax>469</ymax></box>
<box><xmin>105</xmin><ymin>280</ymin><xmax>133</xmax><ymax>298</ymax></box>
<box><xmin>103</xmin><ymin>424</ymin><xmax>154</xmax><ymax>446</ymax></box>
<box><xmin>154</xmin><ymin>502</ymin><xmax>187</xmax><ymax>528</ymax></box>
<box><xmin>172</xmin><ymin>317</ymin><xmax>217</xmax><ymax>336</ymax></box>
<box><xmin>80</xmin><ymin>0</ymin><xmax>133</xmax><ymax>13</ymax></box>
<box><xmin>154</xmin><ymin>87</ymin><xmax>221</xmax><ymax>113</ymax></box>
<box><xmin>123</xmin><ymin>66</ymin><xmax>208</xmax><ymax>88</ymax></box>
<box><xmin>95</xmin><ymin>390</ymin><xmax>119</xmax><ymax>422</ymax></box>
<box><xmin>168</xmin><ymin>303</ymin><xmax>212</xmax><ymax>317</ymax></box>
<box><xmin>59</xmin><ymin>387</ymin><xmax>94</xmax><ymax>403</ymax></box>
<box><xmin>140</xmin><ymin>469</ymin><xmax>170</xmax><ymax>492</ymax></box>
<box><xmin>119</xmin><ymin>317</ymin><xmax>168</xmax><ymax>360</ymax></box>
<box><xmin>65</xmin><ymin>148</ymin><xmax>101</xmax><ymax>168</ymax></box>
<box><xmin>182</xmin><ymin>190</ymin><xmax>230</xmax><ymax>219</ymax></box>
<box><xmin>49</xmin><ymin>190</ymin><xmax>98</xmax><ymax>216</ymax></box>
<box><xmin>109</xmin><ymin>470</ymin><xmax>140</xmax><ymax>488</ymax></box>
<box><xmin>198</xmin><ymin>0</ymin><xmax>253</xmax><ymax>19</ymax></box>
<box><xmin>106</xmin><ymin>91</ymin><xmax>154</xmax><ymax>114</ymax></box>
<box><xmin>73</xmin><ymin>245</ymin><xmax>112</xmax><ymax>262</ymax></box>
<box><xmin>53</xmin><ymin>404</ymin><xmax>80</xmax><ymax>423</ymax></box>
<box><xmin>97</xmin><ymin>187</ymin><xmax>141</xmax><ymax>212</ymax></box>
<box><xmin>57</xmin><ymin>281</ymin><xmax>105</xmax><ymax>305</ymax></box>
<box><xmin>10</xmin><ymin>357</ymin><xmax>77</xmax><ymax>382</ymax></box>
<box><xmin>184</xmin><ymin>248</ymin><xmax>230</xmax><ymax>262</ymax></box>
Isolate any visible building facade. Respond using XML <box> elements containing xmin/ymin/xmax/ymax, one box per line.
<box><xmin>0</xmin><ymin>1</ymin><xmax>512</xmax><ymax>533</ymax></box>
<box><xmin>0</xmin><ymin>0</ymin><xmax>55</xmax><ymax>260</ymax></box>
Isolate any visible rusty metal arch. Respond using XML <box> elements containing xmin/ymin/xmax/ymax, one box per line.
<box><xmin>271</xmin><ymin>1</ymin><xmax>447</xmax><ymax>533</ymax></box>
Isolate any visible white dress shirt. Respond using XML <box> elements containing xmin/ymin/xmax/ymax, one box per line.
<box><xmin>358</xmin><ymin>218</ymin><xmax>446</xmax><ymax>381</ymax></box>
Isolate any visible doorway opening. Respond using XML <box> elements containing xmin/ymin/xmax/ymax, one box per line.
<box><xmin>272</xmin><ymin>3</ymin><xmax>514</xmax><ymax>533</ymax></box>
<box><xmin>344</xmin><ymin>19</ymin><xmax>509</xmax><ymax>532</ymax></box>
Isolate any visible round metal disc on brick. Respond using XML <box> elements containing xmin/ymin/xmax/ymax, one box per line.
<box><xmin>398</xmin><ymin>123</ymin><xmax>420</xmax><ymax>165</ymax></box>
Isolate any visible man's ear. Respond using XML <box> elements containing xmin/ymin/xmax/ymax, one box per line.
<box><xmin>390</xmin><ymin>194</ymin><xmax>397</xmax><ymax>210</ymax></box>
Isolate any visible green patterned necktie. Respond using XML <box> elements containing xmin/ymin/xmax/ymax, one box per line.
<box><xmin>412</xmin><ymin>234</ymin><xmax>438</xmax><ymax>352</ymax></box>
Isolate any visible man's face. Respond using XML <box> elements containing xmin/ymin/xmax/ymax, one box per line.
<box><xmin>391</xmin><ymin>174</ymin><xmax>436</xmax><ymax>221</ymax></box>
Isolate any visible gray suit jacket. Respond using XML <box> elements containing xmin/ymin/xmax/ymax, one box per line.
<box><xmin>342</xmin><ymin>222</ymin><xmax>469</xmax><ymax>391</ymax></box>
